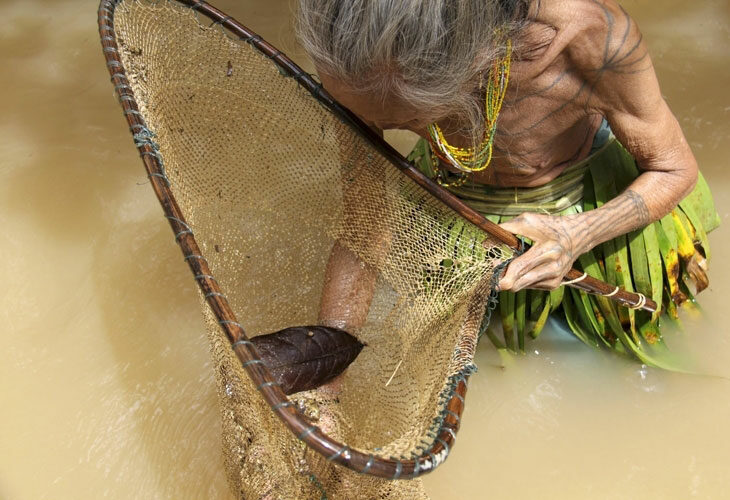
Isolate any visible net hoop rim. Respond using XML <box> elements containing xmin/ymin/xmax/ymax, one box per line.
<box><xmin>97</xmin><ymin>0</ymin><xmax>469</xmax><ymax>479</ymax></box>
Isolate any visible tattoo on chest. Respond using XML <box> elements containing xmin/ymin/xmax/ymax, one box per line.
<box><xmin>498</xmin><ymin>1</ymin><xmax>652</xmax><ymax>141</ymax></box>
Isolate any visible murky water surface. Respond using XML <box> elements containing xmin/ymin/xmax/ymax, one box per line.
<box><xmin>1</xmin><ymin>1</ymin><xmax>729</xmax><ymax>498</ymax></box>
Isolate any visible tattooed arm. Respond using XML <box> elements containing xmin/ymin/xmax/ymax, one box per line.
<box><xmin>499</xmin><ymin>0</ymin><xmax>698</xmax><ymax>291</ymax></box>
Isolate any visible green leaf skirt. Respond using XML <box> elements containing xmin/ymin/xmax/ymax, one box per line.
<box><xmin>408</xmin><ymin>137</ymin><xmax>720</xmax><ymax>367</ymax></box>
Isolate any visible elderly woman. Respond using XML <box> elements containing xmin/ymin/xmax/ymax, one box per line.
<box><xmin>299</xmin><ymin>0</ymin><xmax>718</xmax><ymax>354</ymax></box>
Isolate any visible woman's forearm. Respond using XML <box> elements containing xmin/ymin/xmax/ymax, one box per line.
<box><xmin>564</xmin><ymin>151</ymin><xmax>698</xmax><ymax>258</ymax></box>
<box><xmin>563</xmin><ymin>167</ymin><xmax>697</xmax><ymax>257</ymax></box>
<box><xmin>318</xmin><ymin>240</ymin><xmax>377</xmax><ymax>331</ymax></box>
<box><xmin>498</xmin><ymin>153</ymin><xmax>698</xmax><ymax>291</ymax></box>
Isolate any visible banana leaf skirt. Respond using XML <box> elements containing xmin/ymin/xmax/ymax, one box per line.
<box><xmin>408</xmin><ymin>136</ymin><xmax>720</xmax><ymax>366</ymax></box>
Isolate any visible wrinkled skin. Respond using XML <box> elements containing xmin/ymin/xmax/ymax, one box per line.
<box><xmin>318</xmin><ymin>0</ymin><xmax>699</xmax><ymax>293</ymax></box>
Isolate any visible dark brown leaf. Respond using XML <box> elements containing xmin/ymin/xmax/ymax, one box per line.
<box><xmin>250</xmin><ymin>326</ymin><xmax>363</xmax><ymax>395</ymax></box>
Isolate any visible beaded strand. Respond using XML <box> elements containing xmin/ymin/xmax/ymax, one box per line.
<box><xmin>427</xmin><ymin>40</ymin><xmax>512</xmax><ymax>187</ymax></box>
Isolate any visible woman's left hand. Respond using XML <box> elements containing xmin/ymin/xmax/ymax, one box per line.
<box><xmin>498</xmin><ymin>212</ymin><xmax>587</xmax><ymax>292</ymax></box>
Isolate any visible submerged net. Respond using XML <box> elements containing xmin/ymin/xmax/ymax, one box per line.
<box><xmin>102</xmin><ymin>1</ymin><xmax>512</xmax><ymax>498</ymax></box>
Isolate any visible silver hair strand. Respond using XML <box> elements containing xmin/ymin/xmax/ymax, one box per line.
<box><xmin>296</xmin><ymin>0</ymin><xmax>530</xmax><ymax>141</ymax></box>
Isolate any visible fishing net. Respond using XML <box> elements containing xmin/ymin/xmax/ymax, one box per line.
<box><xmin>100</xmin><ymin>1</ymin><xmax>513</xmax><ymax>498</ymax></box>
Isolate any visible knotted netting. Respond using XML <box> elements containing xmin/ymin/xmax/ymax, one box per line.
<box><xmin>100</xmin><ymin>0</ymin><xmax>513</xmax><ymax>498</ymax></box>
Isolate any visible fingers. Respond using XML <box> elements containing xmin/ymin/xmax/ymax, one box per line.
<box><xmin>499</xmin><ymin>213</ymin><xmax>549</xmax><ymax>243</ymax></box>
<box><xmin>503</xmin><ymin>264</ymin><xmax>565</xmax><ymax>291</ymax></box>
<box><xmin>525</xmin><ymin>276</ymin><xmax>566</xmax><ymax>291</ymax></box>
<box><xmin>499</xmin><ymin>243</ymin><xmax>565</xmax><ymax>289</ymax></box>
<box><xmin>497</xmin><ymin>212</ymin><xmax>576</xmax><ymax>291</ymax></box>
<box><xmin>499</xmin><ymin>247</ymin><xmax>572</xmax><ymax>292</ymax></box>
<box><xmin>499</xmin><ymin>252</ymin><xmax>548</xmax><ymax>290</ymax></box>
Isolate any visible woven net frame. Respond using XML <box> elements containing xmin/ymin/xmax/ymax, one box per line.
<box><xmin>97</xmin><ymin>0</ymin><xmax>518</xmax><ymax>497</ymax></box>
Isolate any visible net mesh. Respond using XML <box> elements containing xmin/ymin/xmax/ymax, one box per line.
<box><xmin>111</xmin><ymin>1</ymin><xmax>510</xmax><ymax>498</ymax></box>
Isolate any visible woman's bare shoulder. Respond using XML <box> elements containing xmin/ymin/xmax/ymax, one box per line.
<box><xmin>533</xmin><ymin>0</ymin><xmax>638</xmax><ymax>55</ymax></box>
<box><xmin>531</xmin><ymin>0</ymin><xmax>610</xmax><ymax>31</ymax></box>
<box><xmin>510</xmin><ymin>0</ymin><xmax>596</xmax><ymax>75</ymax></box>
<box><xmin>525</xmin><ymin>0</ymin><xmax>643</xmax><ymax>74</ymax></box>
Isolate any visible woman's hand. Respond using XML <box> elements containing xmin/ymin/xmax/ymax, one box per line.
<box><xmin>498</xmin><ymin>212</ymin><xmax>588</xmax><ymax>292</ymax></box>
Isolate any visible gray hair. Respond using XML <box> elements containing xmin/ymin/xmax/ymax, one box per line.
<box><xmin>296</xmin><ymin>0</ymin><xmax>529</xmax><ymax>141</ymax></box>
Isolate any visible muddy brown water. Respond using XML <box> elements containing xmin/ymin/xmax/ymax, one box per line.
<box><xmin>1</xmin><ymin>1</ymin><xmax>728</xmax><ymax>498</ymax></box>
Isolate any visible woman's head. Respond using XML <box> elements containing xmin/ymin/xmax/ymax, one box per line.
<box><xmin>296</xmin><ymin>0</ymin><xmax>529</xmax><ymax>138</ymax></box>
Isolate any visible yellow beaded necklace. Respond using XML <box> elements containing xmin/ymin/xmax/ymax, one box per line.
<box><xmin>427</xmin><ymin>39</ymin><xmax>512</xmax><ymax>187</ymax></box>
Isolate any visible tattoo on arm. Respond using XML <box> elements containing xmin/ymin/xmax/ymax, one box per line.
<box><xmin>566</xmin><ymin>188</ymin><xmax>652</xmax><ymax>254</ymax></box>
<box><xmin>590</xmin><ymin>2</ymin><xmax>651</xmax><ymax>76</ymax></box>
<box><xmin>624</xmin><ymin>189</ymin><xmax>651</xmax><ymax>225</ymax></box>
<box><xmin>532</xmin><ymin>189</ymin><xmax>652</xmax><ymax>259</ymax></box>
